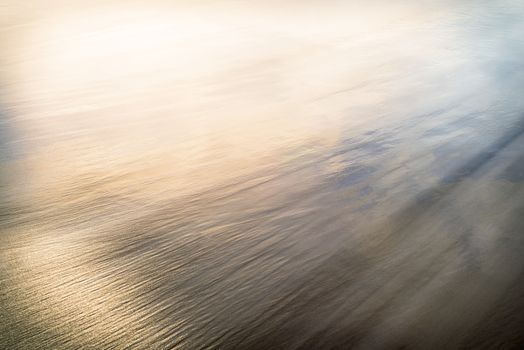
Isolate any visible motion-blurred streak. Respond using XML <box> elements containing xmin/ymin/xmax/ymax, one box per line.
<box><xmin>2</xmin><ymin>1</ymin><xmax>524</xmax><ymax>349</ymax></box>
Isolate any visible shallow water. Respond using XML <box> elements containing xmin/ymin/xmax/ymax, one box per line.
<box><xmin>2</xmin><ymin>1</ymin><xmax>524</xmax><ymax>348</ymax></box>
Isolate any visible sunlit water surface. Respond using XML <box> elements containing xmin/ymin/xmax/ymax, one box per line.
<box><xmin>2</xmin><ymin>0</ymin><xmax>524</xmax><ymax>348</ymax></box>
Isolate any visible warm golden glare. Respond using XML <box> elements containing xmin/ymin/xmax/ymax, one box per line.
<box><xmin>3</xmin><ymin>1</ymin><xmax>524</xmax><ymax>348</ymax></box>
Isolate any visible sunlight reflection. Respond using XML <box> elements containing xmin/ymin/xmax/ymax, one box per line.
<box><xmin>5</xmin><ymin>2</ymin><xmax>522</xmax><ymax>347</ymax></box>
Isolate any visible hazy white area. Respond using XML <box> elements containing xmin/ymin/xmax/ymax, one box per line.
<box><xmin>2</xmin><ymin>0</ymin><xmax>503</xmax><ymax>199</ymax></box>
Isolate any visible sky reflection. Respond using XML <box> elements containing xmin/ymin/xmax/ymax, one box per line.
<box><xmin>2</xmin><ymin>1</ymin><xmax>524</xmax><ymax>349</ymax></box>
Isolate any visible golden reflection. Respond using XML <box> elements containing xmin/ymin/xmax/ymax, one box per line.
<box><xmin>1</xmin><ymin>1</ymin><xmax>496</xmax><ymax>348</ymax></box>
<box><xmin>4</xmin><ymin>2</ymin><xmax>454</xmax><ymax>200</ymax></box>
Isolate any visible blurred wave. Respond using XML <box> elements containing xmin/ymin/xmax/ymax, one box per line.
<box><xmin>2</xmin><ymin>0</ymin><xmax>524</xmax><ymax>349</ymax></box>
